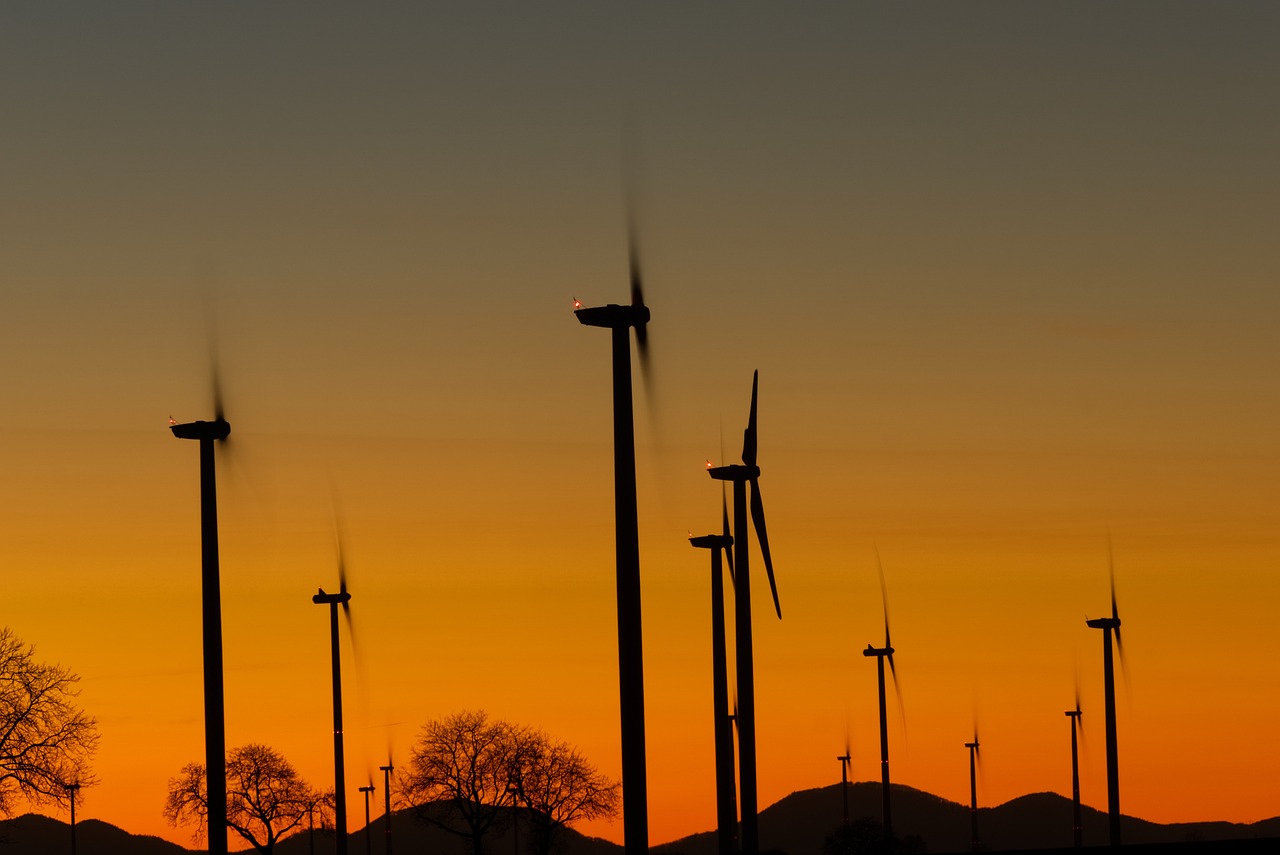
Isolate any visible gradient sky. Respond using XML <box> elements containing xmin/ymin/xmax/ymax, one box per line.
<box><xmin>3</xmin><ymin>2</ymin><xmax>1279</xmax><ymax>848</ymax></box>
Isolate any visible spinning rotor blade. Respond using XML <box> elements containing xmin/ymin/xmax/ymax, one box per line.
<box><xmin>722</xmin><ymin>487</ymin><xmax>735</xmax><ymax>584</ymax></box>
<box><xmin>750</xmin><ymin>479</ymin><xmax>780</xmax><ymax>619</ymax></box>
<box><xmin>741</xmin><ymin>370</ymin><xmax>758</xmax><ymax>467</ymax></box>
<box><xmin>1107</xmin><ymin>535</ymin><xmax>1127</xmax><ymax>674</ymax></box>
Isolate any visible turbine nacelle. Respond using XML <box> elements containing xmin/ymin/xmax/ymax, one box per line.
<box><xmin>574</xmin><ymin>303</ymin><xmax>650</xmax><ymax>330</ymax></box>
<box><xmin>1086</xmin><ymin>616</ymin><xmax>1121</xmax><ymax>630</ymax></box>
<box><xmin>707</xmin><ymin>464</ymin><xmax>760</xmax><ymax>482</ymax></box>
<box><xmin>170</xmin><ymin>419</ymin><xmax>231</xmax><ymax>441</ymax></box>
<box><xmin>313</xmin><ymin>588</ymin><xmax>351</xmax><ymax>606</ymax></box>
<box><xmin>689</xmin><ymin>533</ymin><xmax>733</xmax><ymax>550</ymax></box>
<box><xmin>862</xmin><ymin>644</ymin><xmax>894</xmax><ymax>658</ymax></box>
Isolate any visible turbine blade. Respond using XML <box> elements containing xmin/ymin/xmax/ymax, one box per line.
<box><xmin>749</xmin><ymin>479</ymin><xmax>780</xmax><ymax>619</ymax></box>
<box><xmin>876</xmin><ymin>545</ymin><xmax>890</xmax><ymax>649</ymax></box>
<box><xmin>722</xmin><ymin>486</ymin><xmax>735</xmax><ymax>585</ymax></box>
<box><xmin>741</xmin><ymin>370</ymin><xmax>758</xmax><ymax>467</ymax></box>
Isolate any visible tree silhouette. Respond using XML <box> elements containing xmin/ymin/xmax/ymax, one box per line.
<box><xmin>400</xmin><ymin>711</ymin><xmax>620</xmax><ymax>855</ymax></box>
<box><xmin>164</xmin><ymin>743</ymin><xmax>330</xmax><ymax>855</ymax></box>
<box><xmin>400</xmin><ymin>710</ymin><xmax>521</xmax><ymax>855</ymax></box>
<box><xmin>0</xmin><ymin>627</ymin><xmax>98</xmax><ymax>816</ymax></box>
<box><xmin>513</xmin><ymin>731</ymin><xmax>619</xmax><ymax>855</ymax></box>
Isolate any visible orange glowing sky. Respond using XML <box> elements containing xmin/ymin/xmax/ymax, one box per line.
<box><xmin>2</xmin><ymin>2</ymin><xmax>1279</xmax><ymax>849</ymax></box>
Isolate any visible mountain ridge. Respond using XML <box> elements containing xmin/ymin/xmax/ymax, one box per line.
<box><xmin>6</xmin><ymin>784</ymin><xmax>1277</xmax><ymax>854</ymax></box>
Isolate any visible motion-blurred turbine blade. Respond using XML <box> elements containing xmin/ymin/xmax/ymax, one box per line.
<box><xmin>741</xmin><ymin>370</ymin><xmax>758</xmax><ymax>467</ymax></box>
<box><xmin>721</xmin><ymin>487</ymin><xmax>735</xmax><ymax>585</ymax></box>
<box><xmin>750</xmin><ymin>479</ymin><xmax>781</xmax><ymax>620</ymax></box>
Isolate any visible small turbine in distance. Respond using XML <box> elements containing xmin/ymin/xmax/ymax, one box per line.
<box><xmin>1065</xmin><ymin>697</ymin><xmax>1083</xmax><ymax>848</ymax></box>
<box><xmin>965</xmin><ymin>728</ymin><xmax>981</xmax><ymax>853</ymax></box>
<box><xmin>314</xmin><ymin>534</ymin><xmax>355</xmax><ymax>855</ymax></box>
<box><xmin>836</xmin><ymin>746</ymin><xmax>851</xmax><ymax>827</ymax></box>
<box><xmin>862</xmin><ymin>551</ymin><xmax>901</xmax><ymax>841</ymax></box>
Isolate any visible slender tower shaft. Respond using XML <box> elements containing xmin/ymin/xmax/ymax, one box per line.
<box><xmin>968</xmin><ymin>745</ymin><xmax>979</xmax><ymax>853</ymax></box>
<box><xmin>198</xmin><ymin>436</ymin><xmax>228</xmax><ymax>855</ymax></box>
<box><xmin>329</xmin><ymin>603</ymin><xmax>348</xmax><ymax>855</ymax></box>
<box><xmin>731</xmin><ymin>479</ymin><xmax>759</xmax><ymax>855</ymax></box>
<box><xmin>838</xmin><ymin>757</ymin><xmax>849</xmax><ymax>826</ymax></box>
<box><xmin>711</xmin><ymin>550</ymin><xmax>737</xmax><ymax>855</ymax></box>
<box><xmin>610</xmin><ymin>324</ymin><xmax>648</xmax><ymax>855</ymax></box>
<box><xmin>1102</xmin><ymin>630</ymin><xmax>1120</xmax><ymax>847</ymax></box>
<box><xmin>1069</xmin><ymin>717</ymin><xmax>1082</xmax><ymax>848</ymax></box>
<box><xmin>876</xmin><ymin>657</ymin><xmax>892</xmax><ymax>839</ymax></box>
<box><xmin>380</xmin><ymin>765</ymin><xmax>394</xmax><ymax>855</ymax></box>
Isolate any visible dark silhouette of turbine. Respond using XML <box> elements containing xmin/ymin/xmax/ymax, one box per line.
<box><xmin>380</xmin><ymin>759</ymin><xmax>394</xmax><ymax>855</ymax></box>
<box><xmin>314</xmin><ymin>545</ymin><xmax>355</xmax><ymax>855</ymax></box>
<box><xmin>1085</xmin><ymin>546</ymin><xmax>1125</xmax><ymax>847</ymax></box>
<box><xmin>862</xmin><ymin>551</ymin><xmax>901</xmax><ymax>841</ymax></box>
<box><xmin>707</xmin><ymin>370</ymin><xmax>781</xmax><ymax>855</ymax></box>
<box><xmin>836</xmin><ymin>749</ymin><xmax>851</xmax><ymax>827</ymax></box>
<box><xmin>689</xmin><ymin>491</ymin><xmax>737</xmax><ymax>855</ymax></box>
<box><xmin>359</xmin><ymin>783</ymin><xmax>375</xmax><ymax>855</ymax></box>
<box><xmin>965</xmin><ymin>730</ymin><xmax>981</xmax><ymax>853</ymax></box>
<box><xmin>1065</xmin><ymin>699</ymin><xmax>1083</xmax><ymax>848</ymax></box>
<box><xmin>572</xmin><ymin>219</ymin><xmax>652</xmax><ymax>855</ymax></box>
<box><xmin>170</xmin><ymin>364</ymin><xmax>232</xmax><ymax>855</ymax></box>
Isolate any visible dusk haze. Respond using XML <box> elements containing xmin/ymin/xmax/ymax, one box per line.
<box><xmin>2</xmin><ymin>3</ymin><xmax>1278</xmax><ymax>852</ymax></box>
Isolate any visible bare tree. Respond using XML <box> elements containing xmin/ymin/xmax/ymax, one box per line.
<box><xmin>0</xmin><ymin>627</ymin><xmax>98</xmax><ymax>816</ymax></box>
<box><xmin>165</xmin><ymin>743</ymin><xmax>328</xmax><ymax>855</ymax></box>
<box><xmin>514</xmin><ymin>733</ymin><xmax>619</xmax><ymax>855</ymax></box>
<box><xmin>400</xmin><ymin>710</ymin><xmax>523</xmax><ymax>855</ymax></box>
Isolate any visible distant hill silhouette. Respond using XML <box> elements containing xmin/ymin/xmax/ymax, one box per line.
<box><xmin>0</xmin><ymin>813</ymin><xmax>188</xmax><ymax>854</ymax></box>
<box><xmin>5</xmin><ymin>788</ymin><xmax>1278</xmax><ymax>855</ymax></box>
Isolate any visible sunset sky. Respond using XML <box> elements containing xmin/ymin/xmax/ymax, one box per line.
<box><xmin>3</xmin><ymin>2</ymin><xmax>1279</xmax><ymax>849</ymax></box>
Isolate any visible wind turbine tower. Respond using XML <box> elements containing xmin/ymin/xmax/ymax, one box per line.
<box><xmin>314</xmin><ymin>583</ymin><xmax>353</xmax><ymax>855</ymax></box>
<box><xmin>707</xmin><ymin>370</ymin><xmax>782</xmax><ymax>855</ymax></box>
<box><xmin>1086</xmin><ymin>571</ymin><xmax>1124</xmax><ymax>847</ymax></box>
<box><xmin>965</xmin><ymin>734</ymin><xmax>980</xmax><ymax>853</ymax></box>
<box><xmin>1065</xmin><ymin>703</ymin><xmax>1083</xmax><ymax>848</ymax></box>
<box><xmin>170</xmin><ymin>412</ymin><xmax>231</xmax><ymax>855</ymax></box>
<box><xmin>573</xmin><ymin>227</ymin><xmax>652</xmax><ymax>855</ymax></box>
<box><xmin>689</xmin><ymin>500</ymin><xmax>737</xmax><ymax>855</ymax></box>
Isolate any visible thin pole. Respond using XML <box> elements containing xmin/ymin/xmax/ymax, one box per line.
<box><xmin>1102</xmin><ymin>630</ymin><xmax>1120</xmax><ymax>847</ymax></box>
<box><xmin>610</xmin><ymin>324</ymin><xmax>648</xmax><ymax>855</ymax></box>
<box><xmin>877</xmin><ymin>656</ymin><xmax>892</xmax><ymax>839</ymax></box>
<box><xmin>199</xmin><ymin>437</ymin><xmax>228</xmax><ymax>855</ymax></box>
<box><xmin>380</xmin><ymin>764</ymin><xmax>394</xmax><ymax>855</ymax></box>
<box><xmin>330</xmin><ymin>603</ymin><xmax>348</xmax><ymax>855</ymax></box>
<box><xmin>711</xmin><ymin>548</ymin><xmax>736</xmax><ymax>855</ymax></box>
<box><xmin>732</xmin><ymin>479</ymin><xmax>758</xmax><ymax>855</ymax></box>
<box><xmin>837</xmin><ymin>757</ymin><xmax>849</xmax><ymax>826</ymax></box>
<box><xmin>360</xmin><ymin>786</ymin><xmax>375</xmax><ymax>855</ymax></box>
<box><xmin>68</xmin><ymin>783</ymin><xmax>80</xmax><ymax>855</ymax></box>
<box><xmin>1068</xmin><ymin>715</ymin><xmax>1082</xmax><ymax>848</ymax></box>
<box><xmin>968</xmin><ymin>745</ymin><xmax>979</xmax><ymax>852</ymax></box>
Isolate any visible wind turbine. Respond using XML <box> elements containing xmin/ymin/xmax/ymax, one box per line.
<box><xmin>836</xmin><ymin>749</ymin><xmax>851</xmax><ymax>827</ymax></box>
<box><xmin>708</xmin><ymin>370</ymin><xmax>781</xmax><ymax>855</ymax></box>
<box><xmin>359</xmin><ymin>783</ymin><xmax>375</xmax><ymax>855</ymax></box>
<box><xmin>861</xmin><ymin>553</ymin><xmax>900</xmax><ymax>840</ymax></box>
<box><xmin>573</xmin><ymin>213</ymin><xmax>652</xmax><ymax>855</ymax></box>
<box><xmin>965</xmin><ymin>730</ymin><xmax>981</xmax><ymax>853</ymax></box>
<box><xmin>689</xmin><ymin>493</ymin><xmax>737</xmax><ymax>855</ymax></box>
<box><xmin>169</xmin><ymin>360</ymin><xmax>232</xmax><ymax>855</ymax></box>
<box><xmin>1085</xmin><ymin>551</ymin><xmax>1125</xmax><ymax>847</ymax></box>
<box><xmin>1065</xmin><ymin>699</ymin><xmax>1083</xmax><ymax>848</ymax></box>
<box><xmin>380</xmin><ymin>758</ymin><xmax>394</xmax><ymax>855</ymax></box>
<box><xmin>313</xmin><ymin>538</ymin><xmax>355</xmax><ymax>855</ymax></box>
